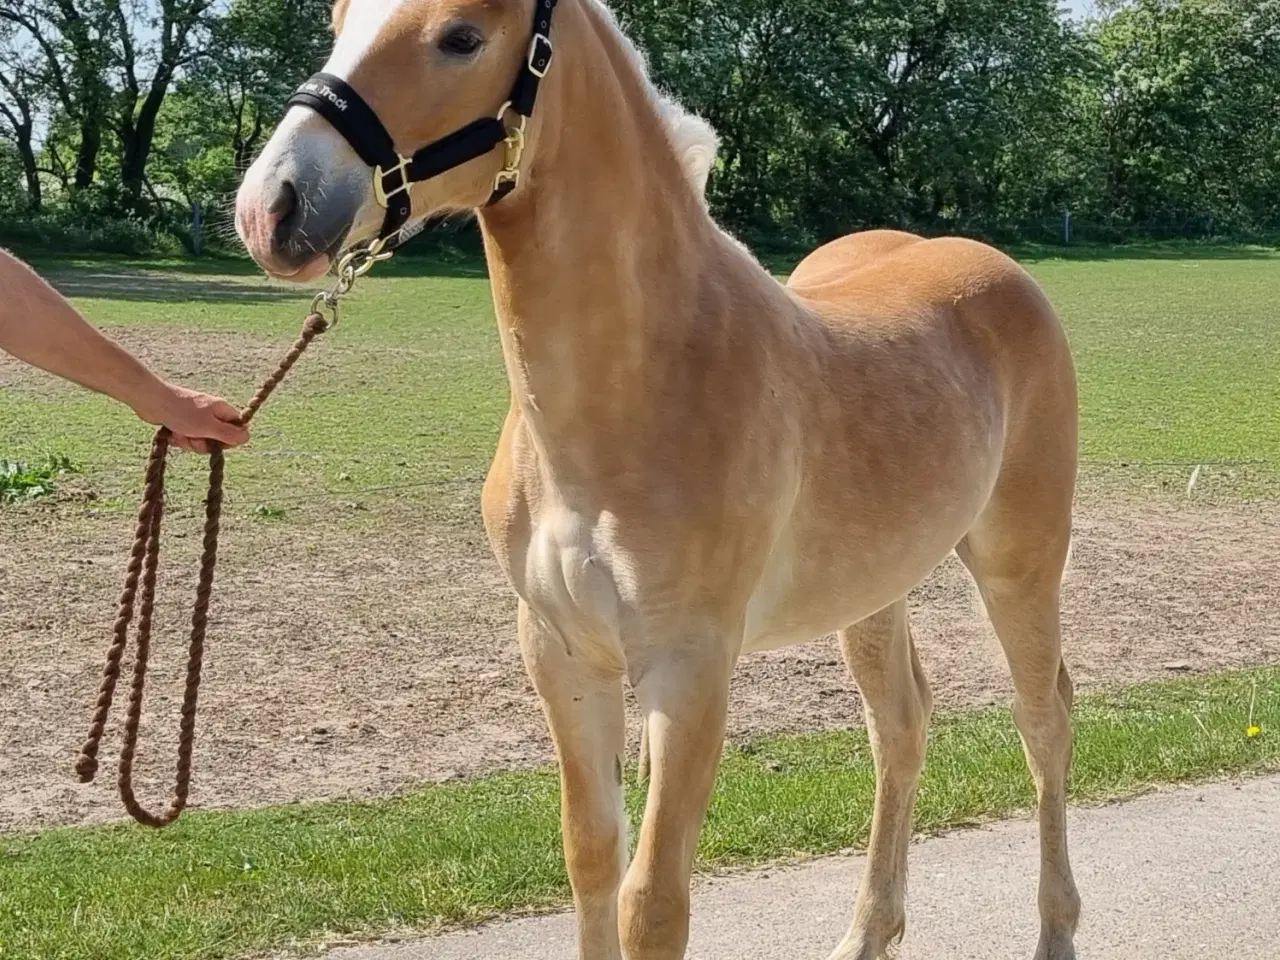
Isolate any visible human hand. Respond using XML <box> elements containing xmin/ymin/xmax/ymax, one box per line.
<box><xmin>136</xmin><ymin>384</ymin><xmax>250</xmax><ymax>454</ymax></box>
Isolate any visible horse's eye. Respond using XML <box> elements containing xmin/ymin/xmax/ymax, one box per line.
<box><xmin>440</xmin><ymin>26</ymin><xmax>483</xmax><ymax>56</ymax></box>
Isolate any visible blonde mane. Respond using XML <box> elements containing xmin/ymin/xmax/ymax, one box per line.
<box><xmin>587</xmin><ymin>0</ymin><xmax>720</xmax><ymax>202</ymax></box>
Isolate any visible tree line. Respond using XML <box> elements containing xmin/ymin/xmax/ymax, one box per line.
<box><xmin>1</xmin><ymin>0</ymin><xmax>1277</xmax><ymax>253</ymax></box>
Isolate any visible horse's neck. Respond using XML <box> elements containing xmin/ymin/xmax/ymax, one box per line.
<box><xmin>478</xmin><ymin>1</ymin><xmax>739</xmax><ymax>450</ymax></box>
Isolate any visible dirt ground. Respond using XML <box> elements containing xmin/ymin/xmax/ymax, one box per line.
<box><xmin>2</xmin><ymin>319</ymin><xmax>1278</xmax><ymax>831</ymax></box>
<box><xmin>2</xmin><ymin>489</ymin><xmax>1278</xmax><ymax>833</ymax></box>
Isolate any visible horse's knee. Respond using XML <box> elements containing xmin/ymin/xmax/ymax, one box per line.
<box><xmin>1056</xmin><ymin>660</ymin><xmax>1074</xmax><ymax>712</ymax></box>
<box><xmin>618</xmin><ymin>874</ymin><xmax>689</xmax><ymax>959</ymax></box>
<box><xmin>910</xmin><ymin>634</ymin><xmax>933</xmax><ymax>720</ymax></box>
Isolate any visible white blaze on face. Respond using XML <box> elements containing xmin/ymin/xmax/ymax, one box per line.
<box><xmin>326</xmin><ymin>0</ymin><xmax>412</xmax><ymax>80</ymax></box>
<box><xmin>267</xmin><ymin>0</ymin><xmax>406</xmax><ymax>148</ymax></box>
<box><xmin>236</xmin><ymin>0</ymin><xmax>412</xmax><ymax>270</ymax></box>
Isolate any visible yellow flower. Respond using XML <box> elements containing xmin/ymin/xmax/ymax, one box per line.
<box><xmin>1246</xmin><ymin>725</ymin><xmax>1262</xmax><ymax>738</ymax></box>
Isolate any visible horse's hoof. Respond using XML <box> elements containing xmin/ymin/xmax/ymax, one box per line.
<box><xmin>825</xmin><ymin>925</ymin><xmax>904</xmax><ymax>960</ymax></box>
<box><xmin>1033</xmin><ymin>931</ymin><xmax>1076</xmax><ymax>960</ymax></box>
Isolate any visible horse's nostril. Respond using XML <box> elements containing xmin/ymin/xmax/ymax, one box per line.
<box><xmin>268</xmin><ymin>180</ymin><xmax>299</xmax><ymax>227</ymax></box>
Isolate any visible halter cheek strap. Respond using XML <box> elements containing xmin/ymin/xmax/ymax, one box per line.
<box><xmin>286</xmin><ymin>0</ymin><xmax>558</xmax><ymax>246</ymax></box>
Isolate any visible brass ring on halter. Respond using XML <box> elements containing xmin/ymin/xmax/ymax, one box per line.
<box><xmin>310</xmin><ymin>289</ymin><xmax>341</xmax><ymax>327</ymax></box>
<box><xmin>495</xmin><ymin>100</ymin><xmax>529</xmax><ymax>138</ymax></box>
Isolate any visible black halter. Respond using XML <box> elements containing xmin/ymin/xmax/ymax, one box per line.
<box><xmin>286</xmin><ymin>0</ymin><xmax>558</xmax><ymax>246</ymax></box>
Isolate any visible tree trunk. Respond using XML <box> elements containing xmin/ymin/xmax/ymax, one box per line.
<box><xmin>51</xmin><ymin>0</ymin><xmax>109</xmax><ymax>191</ymax></box>
<box><xmin>114</xmin><ymin>0</ymin><xmax>208</xmax><ymax>211</ymax></box>
<box><xmin>17</xmin><ymin>137</ymin><xmax>41</xmax><ymax>211</ymax></box>
<box><xmin>73</xmin><ymin>116</ymin><xmax>101</xmax><ymax>190</ymax></box>
<box><xmin>233</xmin><ymin>109</ymin><xmax>265</xmax><ymax>175</ymax></box>
<box><xmin>120</xmin><ymin>77</ymin><xmax>172</xmax><ymax>209</ymax></box>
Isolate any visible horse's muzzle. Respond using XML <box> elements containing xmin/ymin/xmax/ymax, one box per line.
<box><xmin>236</xmin><ymin>149</ymin><xmax>363</xmax><ymax>282</ymax></box>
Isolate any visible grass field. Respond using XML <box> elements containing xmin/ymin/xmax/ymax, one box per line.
<box><xmin>4</xmin><ymin>243</ymin><xmax>1280</xmax><ymax>513</ymax></box>
<box><xmin>2</xmin><ymin>243</ymin><xmax>1278</xmax><ymax>958</ymax></box>
<box><xmin>0</xmin><ymin>668</ymin><xmax>1275</xmax><ymax>960</ymax></box>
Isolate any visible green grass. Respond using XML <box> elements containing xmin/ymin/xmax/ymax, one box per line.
<box><xmin>2</xmin><ymin>244</ymin><xmax>1278</xmax><ymax>512</ymax></box>
<box><xmin>0</xmin><ymin>454</ymin><xmax>77</xmax><ymax>504</ymax></box>
<box><xmin>3</xmin><ymin>257</ymin><xmax>505</xmax><ymax>515</ymax></box>
<box><xmin>1028</xmin><ymin>249</ymin><xmax>1280</xmax><ymax>497</ymax></box>
<box><xmin>0</xmin><ymin>667</ymin><xmax>1276</xmax><ymax>960</ymax></box>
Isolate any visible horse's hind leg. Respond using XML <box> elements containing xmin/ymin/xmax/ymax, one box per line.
<box><xmin>958</xmin><ymin>486</ymin><xmax>1080</xmax><ymax>959</ymax></box>
<box><xmin>829</xmin><ymin>597</ymin><xmax>931</xmax><ymax>960</ymax></box>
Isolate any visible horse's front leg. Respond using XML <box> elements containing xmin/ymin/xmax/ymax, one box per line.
<box><xmin>519</xmin><ymin>600</ymin><xmax>629</xmax><ymax>960</ymax></box>
<box><xmin>620</xmin><ymin>637</ymin><xmax>735</xmax><ymax>959</ymax></box>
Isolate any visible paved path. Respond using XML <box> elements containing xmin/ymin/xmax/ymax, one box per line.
<box><xmin>326</xmin><ymin>775</ymin><xmax>1280</xmax><ymax>959</ymax></box>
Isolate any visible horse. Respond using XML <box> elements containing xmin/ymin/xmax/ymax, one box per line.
<box><xmin>235</xmin><ymin>1</ymin><xmax>1081</xmax><ymax>957</ymax></box>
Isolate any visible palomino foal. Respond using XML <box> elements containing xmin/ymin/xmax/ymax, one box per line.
<box><xmin>236</xmin><ymin>1</ymin><xmax>1081</xmax><ymax>957</ymax></box>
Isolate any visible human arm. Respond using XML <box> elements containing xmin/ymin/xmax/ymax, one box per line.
<box><xmin>0</xmin><ymin>249</ymin><xmax>249</xmax><ymax>453</ymax></box>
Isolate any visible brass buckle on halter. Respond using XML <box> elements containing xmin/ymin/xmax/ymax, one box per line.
<box><xmin>373</xmin><ymin>154</ymin><xmax>412</xmax><ymax>208</ymax></box>
<box><xmin>494</xmin><ymin>101</ymin><xmax>528</xmax><ymax>194</ymax></box>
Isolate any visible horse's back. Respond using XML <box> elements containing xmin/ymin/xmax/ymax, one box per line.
<box><xmin>786</xmin><ymin>229</ymin><xmax>926</xmax><ymax>288</ymax></box>
<box><xmin>790</xmin><ymin>231</ymin><xmax>1040</xmax><ymax>321</ymax></box>
<box><xmin>786</xmin><ymin>231</ymin><xmax>1073</xmax><ymax>405</ymax></box>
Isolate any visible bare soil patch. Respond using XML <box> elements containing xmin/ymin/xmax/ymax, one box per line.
<box><xmin>1</xmin><ymin>497</ymin><xmax>1277</xmax><ymax>832</ymax></box>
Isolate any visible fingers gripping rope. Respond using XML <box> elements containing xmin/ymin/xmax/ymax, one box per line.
<box><xmin>75</xmin><ymin>313</ymin><xmax>331</xmax><ymax>827</ymax></box>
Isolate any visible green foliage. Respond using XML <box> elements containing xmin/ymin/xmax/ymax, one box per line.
<box><xmin>0</xmin><ymin>143</ymin><xmax>30</xmax><ymax>212</ymax></box>
<box><xmin>618</xmin><ymin>0</ymin><xmax>1091</xmax><ymax>240</ymax></box>
<box><xmin>0</xmin><ymin>454</ymin><xmax>76</xmax><ymax>504</ymax></box>
<box><xmin>3</xmin><ymin>0</ymin><xmax>1279</xmax><ymax>250</ymax></box>
<box><xmin>1</xmin><ymin>667</ymin><xmax>1276</xmax><ymax>960</ymax></box>
<box><xmin>1090</xmin><ymin>0</ymin><xmax>1280</xmax><ymax>233</ymax></box>
<box><xmin>0</xmin><ymin>209</ymin><xmax>182</xmax><ymax>256</ymax></box>
<box><xmin>150</xmin><ymin>0</ymin><xmax>333</xmax><ymax>210</ymax></box>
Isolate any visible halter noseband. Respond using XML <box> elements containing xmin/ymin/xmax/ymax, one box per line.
<box><xmin>286</xmin><ymin>0</ymin><xmax>558</xmax><ymax>247</ymax></box>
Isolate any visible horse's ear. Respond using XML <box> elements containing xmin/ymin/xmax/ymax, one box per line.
<box><xmin>331</xmin><ymin>0</ymin><xmax>351</xmax><ymax>35</ymax></box>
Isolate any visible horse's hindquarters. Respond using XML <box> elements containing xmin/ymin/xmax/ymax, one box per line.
<box><xmin>743</xmin><ymin>235</ymin><xmax>1075</xmax><ymax>654</ymax></box>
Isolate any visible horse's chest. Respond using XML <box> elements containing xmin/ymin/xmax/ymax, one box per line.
<box><xmin>513</xmin><ymin>505</ymin><xmax>633</xmax><ymax>660</ymax></box>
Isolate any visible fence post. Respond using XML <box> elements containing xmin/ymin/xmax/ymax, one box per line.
<box><xmin>191</xmin><ymin>201</ymin><xmax>204</xmax><ymax>257</ymax></box>
<box><xmin>1062</xmin><ymin>206</ymin><xmax>1072</xmax><ymax>245</ymax></box>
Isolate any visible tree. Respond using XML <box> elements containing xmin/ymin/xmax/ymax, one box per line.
<box><xmin>148</xmin><ymin>0</ymin><xmax>330</xmax><ymax>229</ymax></box>
<box><xmin>107</xmin><ymin>0</ymin><xmax>214</xmax><ymax>210</ymax></box>
<box><xmin>1096</xmin><ymin>0</ymin><xmax>1280</xmax><ymax>233</ymax></box>
<box><xmin>0</xmin><ymin>24</ymin><xmax>45</xmax><ymax>209</ymax></box>
<box><xmin>205</xmin><ymin>0</ymin><xmax>331</xmax><ymax>174</ymax></box>
<box><xmin>3</xmin><ymin>0</ymin><xmax>1278</xmax><ymax>247</ymax></box>
<box><xmin>0</xmin><ymin>0</ymin><xmax>113</xmax><ymax>190</ymax></box>
<box><xmin>616</xmin><ymin>0</ymin><xmax>1087</xmax><ymax>241</ymax></box>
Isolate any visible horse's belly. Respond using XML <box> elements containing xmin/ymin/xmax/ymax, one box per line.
<box><xmin>742</xmin><ymin>472</ymin><xmax>995</xmax><ymax>652</ymax></box>
<box><xmin>743</xmin><ymin>551</ymin><xmax>940</xmax><ymax>653</ymax></box>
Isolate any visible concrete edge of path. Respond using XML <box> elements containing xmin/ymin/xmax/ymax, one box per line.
<box><xmin>316</xmin><ymin>775</ymin><xmax>1280</xmax><ymax>960</ymax></box>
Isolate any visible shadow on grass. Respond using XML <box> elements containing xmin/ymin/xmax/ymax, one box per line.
<box><xmin>1009</xmin><ymin>242</ymin><xmax>1279</xmax><ymax>263</ymax></box>
<box><xmin>372</xmin><ymin>251</ymin><xmax>490</xmax><ymax>279</ymax></box>
<box><xmin>46</xmin><ymin>271</ymin><xmax>301</xmax><ymax>303</ymax></box>
<box><xmin>32</xmin><ymin>238</ymin><xmax>1278</xmax><ymax>304</ymax></box>
<box><xmin>36</xmin><ymin>252</ymin><xmax>489</xmax><ymax>304</ymax></box>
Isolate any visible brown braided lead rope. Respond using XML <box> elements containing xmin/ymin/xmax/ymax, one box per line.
<box><xmin>74</xmin><ymin>311</ymin><xmax>332</xmax><ymax>827</ymax></box>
